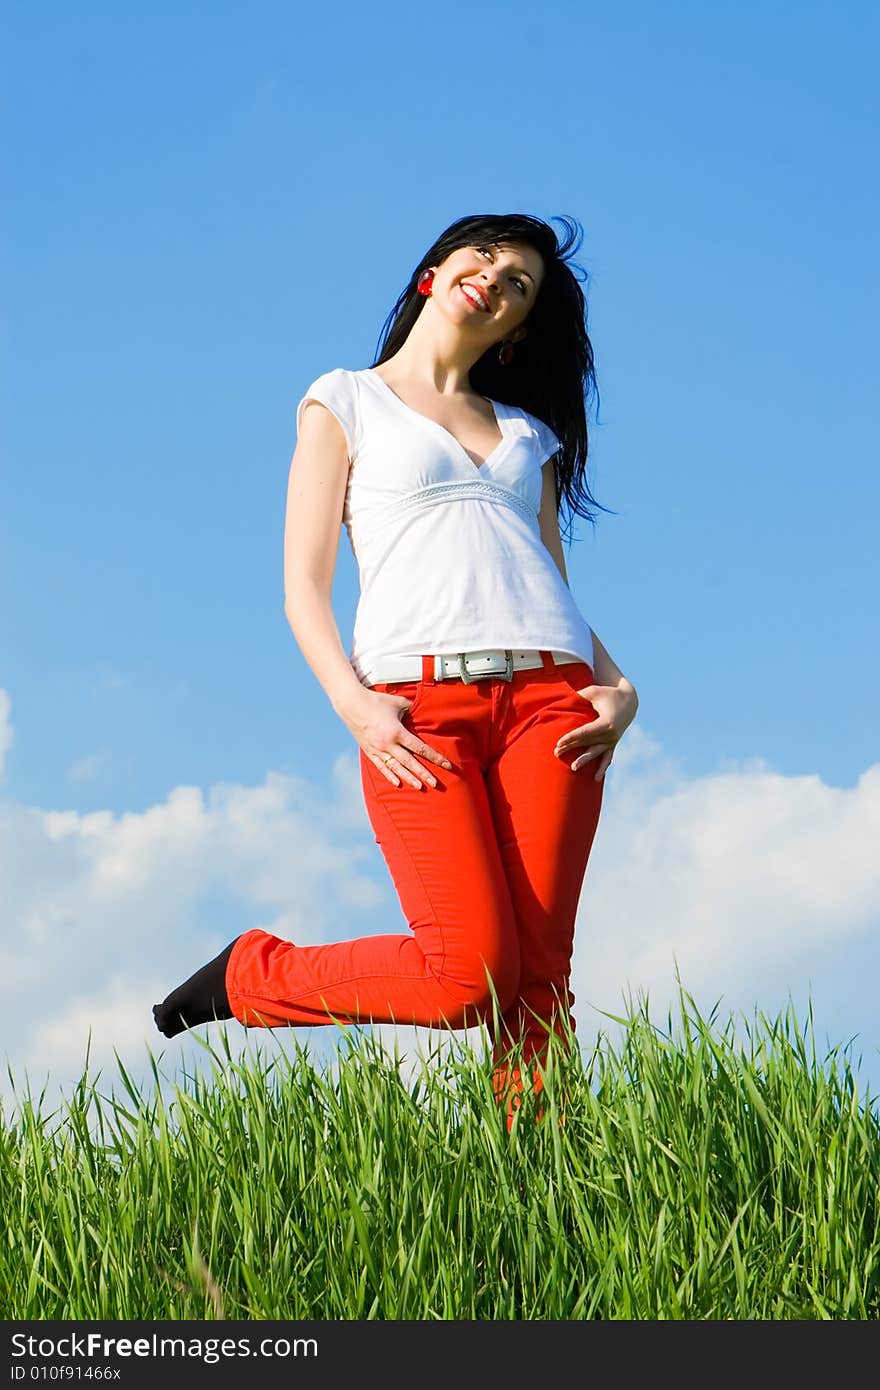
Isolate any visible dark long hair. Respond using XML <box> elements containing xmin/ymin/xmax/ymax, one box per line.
<box><xmin>372</xmin><ymin>212</ymin><xmax>615</xmax><ymax>544</ymax></box>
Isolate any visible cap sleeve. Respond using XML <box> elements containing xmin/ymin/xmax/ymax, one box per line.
<box><xmin>534</xmin><ymin>417</ymin><xmax>562</xmax><ymax>465</ymax></box>
<box><xmin>295</xmin><ymin>367</ymin><xmax>360</xmax><ymax>461</ymax></box>
<box><xmin>524</xmin><ymin>413</ymin><xmax>561</xmax><ymax>468</ymax></box>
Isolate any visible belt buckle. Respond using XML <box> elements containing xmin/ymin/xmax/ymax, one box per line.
<box><xmin>457</xmin><ymin>649</ymin><xmax>514</xmax><ymax>684</ymax></box>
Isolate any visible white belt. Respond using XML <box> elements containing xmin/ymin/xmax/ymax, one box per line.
<box><xmin>366</xmin><ymin>648</ymin><xmax>583</xmax><ymax>686</ymax></box>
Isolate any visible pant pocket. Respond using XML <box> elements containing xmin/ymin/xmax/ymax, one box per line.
<box><xmin>372</xmin><ymin>679</ymin><xmax>426</xmax><ymax>718</ymax></box>
<box><xmin>555</xmin><ymin>662</ymin><xmax>595</xmax><ymax>699</ymax></box>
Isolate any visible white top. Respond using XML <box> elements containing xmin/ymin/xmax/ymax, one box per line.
<box><xmin>294</xmin><ymin>366</ymin><xmax>596</xmax><ymax>687</ymax></box>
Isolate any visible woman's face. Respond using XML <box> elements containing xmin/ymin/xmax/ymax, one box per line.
<box><xmin>430</xmin><ymin>240</ymin><xmax>546</xmax><ymax>342</ymax></box>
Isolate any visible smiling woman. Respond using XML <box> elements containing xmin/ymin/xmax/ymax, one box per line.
<box><xmin>154</xmin><ymin>211</ymin><xmax>639</xmax><ymax>1132</ymax></box>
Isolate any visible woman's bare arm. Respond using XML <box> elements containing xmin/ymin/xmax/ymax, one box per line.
<box><xmin>283</xmin><ymin>401</ymin><xmax>367</xmax><ymax>713</ymax></box>
<box><xmin>538</xmin><ymin>459</ymin><xmax>571</xmax><ymax>587</ymax></box>
<box><xmin>538</xmin><ymin>460</ymin><xmax>637</xmax><ymax>697</ymax></box>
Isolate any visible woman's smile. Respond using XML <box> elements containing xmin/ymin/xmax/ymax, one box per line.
<box><xmin>459</xmin><ymin>283</ymin><xmax>491</xmax><ymax>312</ymax></box>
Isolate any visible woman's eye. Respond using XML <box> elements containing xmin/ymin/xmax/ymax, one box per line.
<box><xmin>475</xmin><ymin>246</ymin><xmax>527</xmax><ymax>294</ymax></box>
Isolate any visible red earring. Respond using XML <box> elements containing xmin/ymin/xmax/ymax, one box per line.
<box><xmin>417</xmin><ymin>269</ymin><xmax>435</xmax><ymax>296</ymax></box>
<box><xmin>498</xmin><ymin>340</ymin><xmax>516</xmax><ymax>366</ymax></box>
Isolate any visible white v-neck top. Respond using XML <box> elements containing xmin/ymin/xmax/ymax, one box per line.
<box><xmin>294</xmin><ymin>366</ymin><xmax>596</xmax><ymax>686</ymax></box>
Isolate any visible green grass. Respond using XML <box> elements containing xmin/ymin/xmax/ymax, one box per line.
<box><xmin>3</xmin><ymin>982</ymin><xmax>879</xmax><ymax>1319</ymax></box>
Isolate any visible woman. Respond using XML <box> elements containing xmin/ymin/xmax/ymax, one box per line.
<box><xmin>154</xmin><ymin>212</ymin><xmax>639</xmax><ymax>1128</ymax></box>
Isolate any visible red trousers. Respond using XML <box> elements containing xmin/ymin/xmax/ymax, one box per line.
<box><xmin>225</xmin><ymin>651</ymin><xmax>604</xmax><ymax>1128</ymax></box>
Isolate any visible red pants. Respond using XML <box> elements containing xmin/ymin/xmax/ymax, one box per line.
<box><xmin>225</xmin><ymin>651</ymin><xmax>604</xmax><ymax>1128</ymax></box>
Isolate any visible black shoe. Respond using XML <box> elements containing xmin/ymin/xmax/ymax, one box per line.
<box><xmin>153</xmin><ymin>937</ymin><xmax>240</xmax><ymax>1038</ymax></box>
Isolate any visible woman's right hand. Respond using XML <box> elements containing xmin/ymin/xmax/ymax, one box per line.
<box><xmin>337</xmin><ymin>687</ymin><xmax>453</xmax><ymax>789</ymax></box>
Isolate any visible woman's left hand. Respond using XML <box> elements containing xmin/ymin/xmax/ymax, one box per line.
<box><xmin>553</xmin><ymin>681</ymin><xmax>639</xmax><ymax>780</ymax></box>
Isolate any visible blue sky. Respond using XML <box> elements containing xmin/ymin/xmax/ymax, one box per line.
<box><xmin>2</xmin><ymin>1</ymin><xmax>878</xmax><ymax>1116</ymax></box>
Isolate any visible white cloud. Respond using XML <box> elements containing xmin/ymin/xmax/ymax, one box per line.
<box><xmin>568</xmin><ymin>727</ymin><xmax>880</xmax><ymax>1049</ymax></box>
<box><xmin>23</xmin><ymin>976</ymin><xmax>161</xmax><ymax>1078</ymax></box>
<box><xmin>1</xmin><ymin>700</ymin><xmax>878</xmax><ymax>1121</ymax></box>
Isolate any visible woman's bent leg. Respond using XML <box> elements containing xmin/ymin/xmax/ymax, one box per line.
<box><xmin>225</xmin><ymin>682</ymin><xmax>521</xmax><ymax>1032</ymax></box>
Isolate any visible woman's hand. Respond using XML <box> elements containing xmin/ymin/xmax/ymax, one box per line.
<box><xmin>337</xmin><ymin>687</ymin><xmax>453</xmax><ymax>790</ymax></box>
<box><xmin>553</xmin><ymin>680</ymin><xmax>639</xmax><ymax>781</ymax></box>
